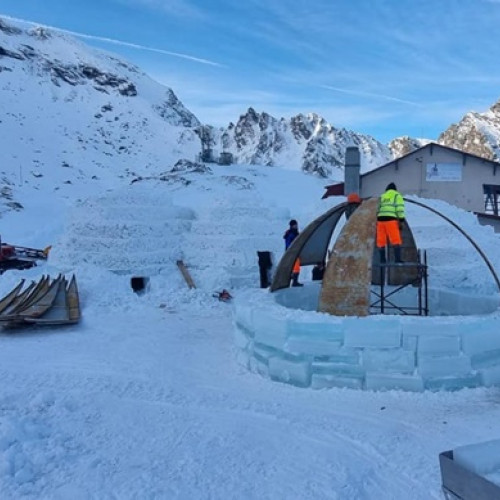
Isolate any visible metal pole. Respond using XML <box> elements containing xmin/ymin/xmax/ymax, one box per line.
<box><xmin>380</xmin><ymin>263</ymin><xmax>385</xmax><ymax>314</ymax></box>
<box><xmin>417</xmin><ymin>250</ymin><xmax>422</xmax><ymax>316</ymax></box>
<box><xmin>424</xmin><ymin>250</ymin><xmax>429</xmax><ymax>316</ymax></box>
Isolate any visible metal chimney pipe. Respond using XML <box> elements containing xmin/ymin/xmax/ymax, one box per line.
<box><xmin>344</xmin><ymin>146</ymin><xmax>360</xmax><ymax>196</ymax></box>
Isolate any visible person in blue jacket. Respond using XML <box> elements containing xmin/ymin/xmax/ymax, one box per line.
<box><xmin>283</xmin><ymin>219</ymin><xmax>303</xmax><ymax>286</ymax></box>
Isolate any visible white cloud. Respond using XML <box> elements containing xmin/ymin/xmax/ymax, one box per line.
<box><xmin>2</xmin><ymin>15</ymin><xmax>223</xmax><ymax>66</ymax></box>
<box><xmin>319</xmin><ymin>85</ymin><xmax>422</xmax><ymax>107</ymax></box>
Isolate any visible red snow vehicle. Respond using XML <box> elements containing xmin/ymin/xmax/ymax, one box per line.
<box><xmin>0</xmin><ymin>240</ymin><xmax>51</xmax><ymax>274</ymax></box>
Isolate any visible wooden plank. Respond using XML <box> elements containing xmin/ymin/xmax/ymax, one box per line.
<box><xmin>0</xmin><ymin>279</ymin><xmax>25</xmax><ymax>314</ymax></box>
<box><xmin>66</xmin><ymin>274</ymin><xmax>81</xmax><ymax>323</ymax></box>
<box><xmin>23</xmin><ymin>277</ymin><xmax>68</xmax><ymax>322</ymax></box>
<box><xmin>16</xmin><ymin>275</ymin><xmax>62</xmax><ymax>318</ymax></box>
<box><xmin>23</xmin><ymin>274</ymin><xmax>81</xmax><ymax>325</ymax></box>
<box><xmin>177</xmin><ymin>260</ymin><xmax>196</xmax><ymax>289</ymax></box>
<box><xmin>0</xmin><ymin>280</ymin><xmax>37</xmax><ymax>318</ymax></box>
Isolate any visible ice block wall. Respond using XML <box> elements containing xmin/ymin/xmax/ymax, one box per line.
<box><xmin>232</xmin><ymin>286</ymin><xmax>500</xmax><ymax>392</ymax></box>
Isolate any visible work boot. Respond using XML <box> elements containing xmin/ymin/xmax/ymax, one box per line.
<box><xmin>394</xmin><ymin>245</ymin><xmax>403</xmax><ymax>263</ymax></box>
<box><xmin>291</xmin><ymin>272</ymin><xmax>304</xmax><ymax>287</ymax></box>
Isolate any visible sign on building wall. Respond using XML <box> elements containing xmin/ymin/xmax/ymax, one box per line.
<box><xmin>426</xmin><ymin>163</ymin><xmax>462</xmax><ymax>182</ymax></box>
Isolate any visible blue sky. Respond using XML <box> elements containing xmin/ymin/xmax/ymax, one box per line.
<box><xmin>3</xmin><ymin>0</ymin><xmax>500</xmax><ymax>143</ymax></box>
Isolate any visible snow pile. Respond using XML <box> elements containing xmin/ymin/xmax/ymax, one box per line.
<box><xmin>51</xmin><ymin>184</ymin><xmax>194</xmax><ymax>275</ymax></box>
<box><xmin>0</xmin><ymin>15</ymin><xmax>200</xmax><ymax>206</ymax></box>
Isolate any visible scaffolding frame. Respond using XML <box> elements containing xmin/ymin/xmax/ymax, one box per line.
<box><xmin>483</xmin><ymin>184</ymin><xmax>500</xmax><ymax>216</ymax></box>
<box><xmin>370</xmin><ymin>250</ymin><xmax>428</xmax><ymax>316</ymax></box>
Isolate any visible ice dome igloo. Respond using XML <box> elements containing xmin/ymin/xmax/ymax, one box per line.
<box><xmin>232</xmin><ymin>197</ymin><xmax>500</xmax><ymax>392</ymax></box>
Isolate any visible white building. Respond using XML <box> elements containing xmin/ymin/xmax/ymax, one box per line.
<box><xmin>324</xmin><ymin>143</ymin><xmax>500</xmax><ymax>231</ymax></box>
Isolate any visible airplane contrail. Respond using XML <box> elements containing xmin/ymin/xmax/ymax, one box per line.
<box><xmin>2</xmin><ymin>15</ymin><xmax>224</xmax><ymax>67</ymax></box>
<box><xmin>320</xmin><ymin>84</ymin><xmax>422</xmax><ymax>106</ymax></box>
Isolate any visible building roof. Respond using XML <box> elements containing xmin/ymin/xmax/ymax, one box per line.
<box><xmin>363</xmin><ymin>142</ymin><xmax>500</xmax><ymax>179</ymax></box>
<box><xmin>322</xmin><ymin>182</ymin><xmax>344</xmax><ymax>199</ymax></box>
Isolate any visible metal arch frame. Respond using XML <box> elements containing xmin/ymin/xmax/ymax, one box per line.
<box><xmin>405</xmin><ymin>198</ymin><xmax>500</xmax><ymax>293</ymax></box>
<box><xmin>270</xmin><ymin>202</ymin><xmax>349</xmax><ymax>292</ymax></box>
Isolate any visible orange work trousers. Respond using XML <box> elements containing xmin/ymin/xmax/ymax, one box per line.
<box><xmin>292</xmin><ymin>258</ymin><xmax>301</xmax><ymax>274</ymax></box>
<box><xmin>376</xmin><ymin>220</ymin><xmax>402</xmax><ymax>248</ymax></box>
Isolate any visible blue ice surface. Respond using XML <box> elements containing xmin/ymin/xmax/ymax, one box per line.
<box><xmin>343</xmin><ymin>318</ymin><xmax>401</xmax><ymax>348</ymax></box>
<box><xmin>418</xmin><ymin>355</ymin><xmax>471</xmax><ymax>378</ymax></box>
<box><xmin>365</xmin><ymin>373</ymin><xmax>424</xmax><ymax>392</ymax></box>
<box><xmin>362</xmin><ymin>349</ymin><xmax>415</xmax><ymax>374</ymax></box>
<box><xmin>268</xmin><ymin>356</ymin><xmax>311</xmax><ymax>387</ymax></box>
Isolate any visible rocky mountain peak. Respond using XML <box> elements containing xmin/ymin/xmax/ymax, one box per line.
<box><xmin>490</xmin><ymin>99</ymin><xmax>500</xmax><ymax>116</ymax></box>
<box><xmin>201</xmin><ymin>108</ymin><xmax>391</xmax><ymax>177</ymax></box>
<box><xmin>10</xmin><ymin>15</ymin><xmax>500</xmax><ymax>198</ymax></box>
<box><xmin>290</xmin><ymin>114</ymin><xmax>314</xmax><ymax>141</ymax></box>
<box><xmin>0</xmin><ymin>16</ymin><xmax>396</xmax><ymax>191</ymax></box>
<box><xmin>388</xmin><ymin>136</ymin><xmax>430</xmax><ymax>159</ymax></box>
<box><xmin>28</xmin><ymin>26</ymin><xmax>52</xmax><ymax>40</ymax></box>
<box><xmin>438</xmin><ymin>111</ymin><xmax>499</xmax><ymax>161</ymax></box>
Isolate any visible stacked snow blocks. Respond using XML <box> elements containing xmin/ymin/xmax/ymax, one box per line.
<box><xmin>232</xmin><ymin>289</ymin><xmax>500</xmax><ymax>392</ymax></box>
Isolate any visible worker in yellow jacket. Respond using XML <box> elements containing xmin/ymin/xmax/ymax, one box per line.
<box><xmin>376</xmin><ymin>182</ymin><xmax>405</xmax><ymax>263</ymax></box>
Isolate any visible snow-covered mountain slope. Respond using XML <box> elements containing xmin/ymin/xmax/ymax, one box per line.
<box><xmin>5</xmin><ymin>12</ymin><xmax>500</xmax><ymax>222</ymax></box>
<box><xmin>0</xmin><ymin>16</ymin><xmax>201</xmax><ymax>212</ymax></box>
<box><xmin>200</xmin><ymin>108</ymin><xmax>391</xmax><ymax>179</ymax></box>
<box><xmin>0</xmin><ymin>16</ymin><xmax>392</xmax><ymax>201</ymax></box>
<box><xmin>438</xmin><ymin>99</ymin><xmax>500</xmax><ymax>161</ymax></box>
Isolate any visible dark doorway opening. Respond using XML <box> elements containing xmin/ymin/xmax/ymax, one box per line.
<box><xmin>131</xmin><ymin>276</ymin><xmax>149</xmax><ymax>294</ymax></box>
<box><xmin>257</xmin><ymin>251</ymin><xmax>273</xmax><ymax>288</ymax></box>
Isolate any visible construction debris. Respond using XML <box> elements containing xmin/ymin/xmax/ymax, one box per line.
<box><xmin>0</xmin><ymin>274</ymin><xmax>81</xmax><ymax>328</ymax></box>
<box><xmin>213</xmin><ymin>289</ymin><xmax>232</xmax><ymax>302</ymax></box>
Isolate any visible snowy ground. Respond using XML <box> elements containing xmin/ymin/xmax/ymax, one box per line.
<box><xmin>1</xmin><ymin>163</ymin><xmax>500</xmax><ymax>499</ymax></box>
